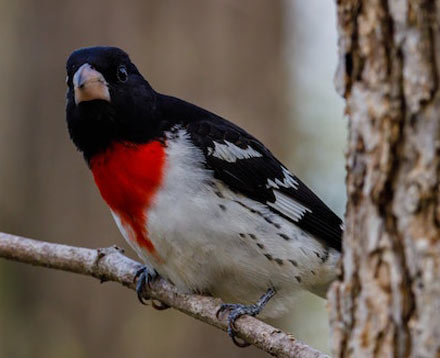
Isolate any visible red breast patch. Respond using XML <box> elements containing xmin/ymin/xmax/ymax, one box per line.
<box><xmin>90</xmin><ymin>141</ymin><xmax>166</xmax><ymax>255</ymax></box>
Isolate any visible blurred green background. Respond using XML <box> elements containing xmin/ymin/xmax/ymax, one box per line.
<box><xmin>0</xmin><ymin>1</ymin><xmax>346</xmax><ymax>357</ymax></box>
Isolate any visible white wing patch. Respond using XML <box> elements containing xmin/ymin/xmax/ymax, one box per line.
<box><xmin>267</xmin><ymin>190</ymin><xmax>311</xmax><ymax>222</ymax></box>
<box><xmin>266</xmin><ymin>167</ymin><xmax>299</xmax><ymax>190</ymax></box>
<box><xmin>207</xmin><ymin>141</ymin><xmax>263</xmax><ymax>162</ymax></box>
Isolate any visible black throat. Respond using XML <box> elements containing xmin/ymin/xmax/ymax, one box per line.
<box><xmin>66</xmin><ymin>94</ymin><xmax>162</xmax><ymax>163</ymax></box>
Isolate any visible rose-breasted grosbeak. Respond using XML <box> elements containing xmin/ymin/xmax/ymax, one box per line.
<box><xmin>65</xmin><ymin>46</ymin><xmax>343</xmax><ymax>343</ymax></box>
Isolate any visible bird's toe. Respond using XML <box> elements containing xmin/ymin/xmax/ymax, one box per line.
<box><xmin>134</xmin><ymin>265</ymin><xmax>168</xmax><ymax>309</ymax></box>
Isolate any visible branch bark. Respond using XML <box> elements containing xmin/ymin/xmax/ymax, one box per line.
<box><xmin>0</xmin><ymin>232</ymin><xmax>328</xmax><ymax>358</ymax></box>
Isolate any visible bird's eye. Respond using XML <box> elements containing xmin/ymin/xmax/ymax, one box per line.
<box><xmin>117</xmin><ymin>65</ymin><xmax>128</xmax><ymax>83</ymax></box>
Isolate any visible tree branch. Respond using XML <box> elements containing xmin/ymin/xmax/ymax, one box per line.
<box><xmin>0</xmin><ymin>232</ymin><xmax>329</xmax><ymax>358</ymax></box>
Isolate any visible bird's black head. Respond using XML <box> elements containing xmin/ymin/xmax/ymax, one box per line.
<box><xmin>66</xmin><ymin>46</ymin><xmax>158</xmax><ymax>161</ymax></box>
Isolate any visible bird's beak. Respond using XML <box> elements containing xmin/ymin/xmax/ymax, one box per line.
<box><xmin>73</xmin><ymin>63</ymin><xmax>111</xmax><ymax>105</ymax></box>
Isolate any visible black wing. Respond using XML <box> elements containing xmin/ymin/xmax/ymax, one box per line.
<box><xmin>187</xmin><ymin>117</ymin><xmax>343</xmax><ymax>251</ymax></box>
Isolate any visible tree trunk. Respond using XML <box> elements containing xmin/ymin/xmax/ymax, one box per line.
<box><xmin>329</xmin><ymin>1</ymin><xmax>440</xmax><ymax>357</ymax></box>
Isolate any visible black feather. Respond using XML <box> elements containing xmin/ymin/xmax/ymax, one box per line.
<box><xmin>156</xmin><ymin>94</ymin><xmax>343</xmax><ymax>251</ymax></box>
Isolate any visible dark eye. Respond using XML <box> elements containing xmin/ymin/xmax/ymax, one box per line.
<box><xmin>117</xmin><ymin>65</ymin><xmax>128</xmax><ymax>82</ymax></box>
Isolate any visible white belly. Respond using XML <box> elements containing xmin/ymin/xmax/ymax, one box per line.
<box><xmin>112</xmin><ymin>129</ymin><xmax>339</xmax><ymax>319</ymax></box>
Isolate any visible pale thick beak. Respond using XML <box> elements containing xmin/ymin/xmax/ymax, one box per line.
<box><xmin>73</xmin><ymin>63</ymin><xmax>110</xmax><ymax>104</ymax></box>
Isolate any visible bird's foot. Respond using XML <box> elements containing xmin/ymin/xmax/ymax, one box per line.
<box><xmin>216</xmin><ymin>288</ymin><xmax>276</xmax><ymax>347</ymax></box>
<box><xmin>133</xmin><ymin>265</ymin><xmax>169</xmax><ymax>310</ymax></box>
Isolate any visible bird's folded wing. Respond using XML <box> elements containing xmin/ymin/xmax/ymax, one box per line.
<box><xmin>188</xmin><ymin>118</ymin><xmax>343</xmax><ymax>251</ymax></box>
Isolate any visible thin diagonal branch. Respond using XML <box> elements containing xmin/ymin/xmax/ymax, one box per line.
<box><xmin>0</xmin><ymin>232</ymin><xmax>329</xmax><ymax>358</ymax></box>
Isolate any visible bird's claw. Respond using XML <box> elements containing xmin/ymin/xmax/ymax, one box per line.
<box><xmin>134</xmin><ymin>266</ymin><xmax>169</xmax><ymax>310</ymax></box>
<box><xmin>216</xmin><ymin>288</ymin><xmax>276</xmax><ymax>348</ymax></box>
<box><xmin>151</xmin><ymin>299</ymin><xmax>170</xmax><ymax>310</ymax></box>
<box><xmin>134</xmin><ymin>265</ymin><xmax>156</xmax><ymax>305</ymax></box>
<box><xmin>216</xmin><ymin>303</ymin><xmax>257</xmax><ymax>347</ymax></box>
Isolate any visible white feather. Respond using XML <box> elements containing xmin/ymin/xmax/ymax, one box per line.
<box><xmin>267</xmin><ymin>167</ymin><xmax>299</xmax><ymax>190</ymax></box>
<box><xmin>111</xmin><ymin>128</ymin><xmax>339</xmax><ymax>319</ymax></box>
<box><xmin>267</xmin><ymin>191</ymin><xmax>311</xmax><ymax>222</ymax></box>
<box><xmin>208</xmin><ymin>140</ymin><xmax>263</xmax><ymax>162</ymax></box>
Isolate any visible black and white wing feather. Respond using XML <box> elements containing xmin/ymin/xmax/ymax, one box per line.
<box><xmin>188</xmin><ymin>118</ymin><xmax>343</xmax><ymax>251</ymax></box>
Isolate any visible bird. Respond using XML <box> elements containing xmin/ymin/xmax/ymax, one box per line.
<box><xmin>65</xmin><ymin>46</ymin><xmax>343</xmax><ymax>345</ymax></box>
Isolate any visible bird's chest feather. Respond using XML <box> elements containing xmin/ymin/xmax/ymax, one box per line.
<box><xmin>89</xmin><ymin>141</ymin><xmax>166</xmax><ymax>255</ymax></box>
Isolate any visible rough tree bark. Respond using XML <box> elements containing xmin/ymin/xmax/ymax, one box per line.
<box><xmin>329</xmin><ymin>1</ymin><xmax>440</xmax><ymax>357</ymax></box>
